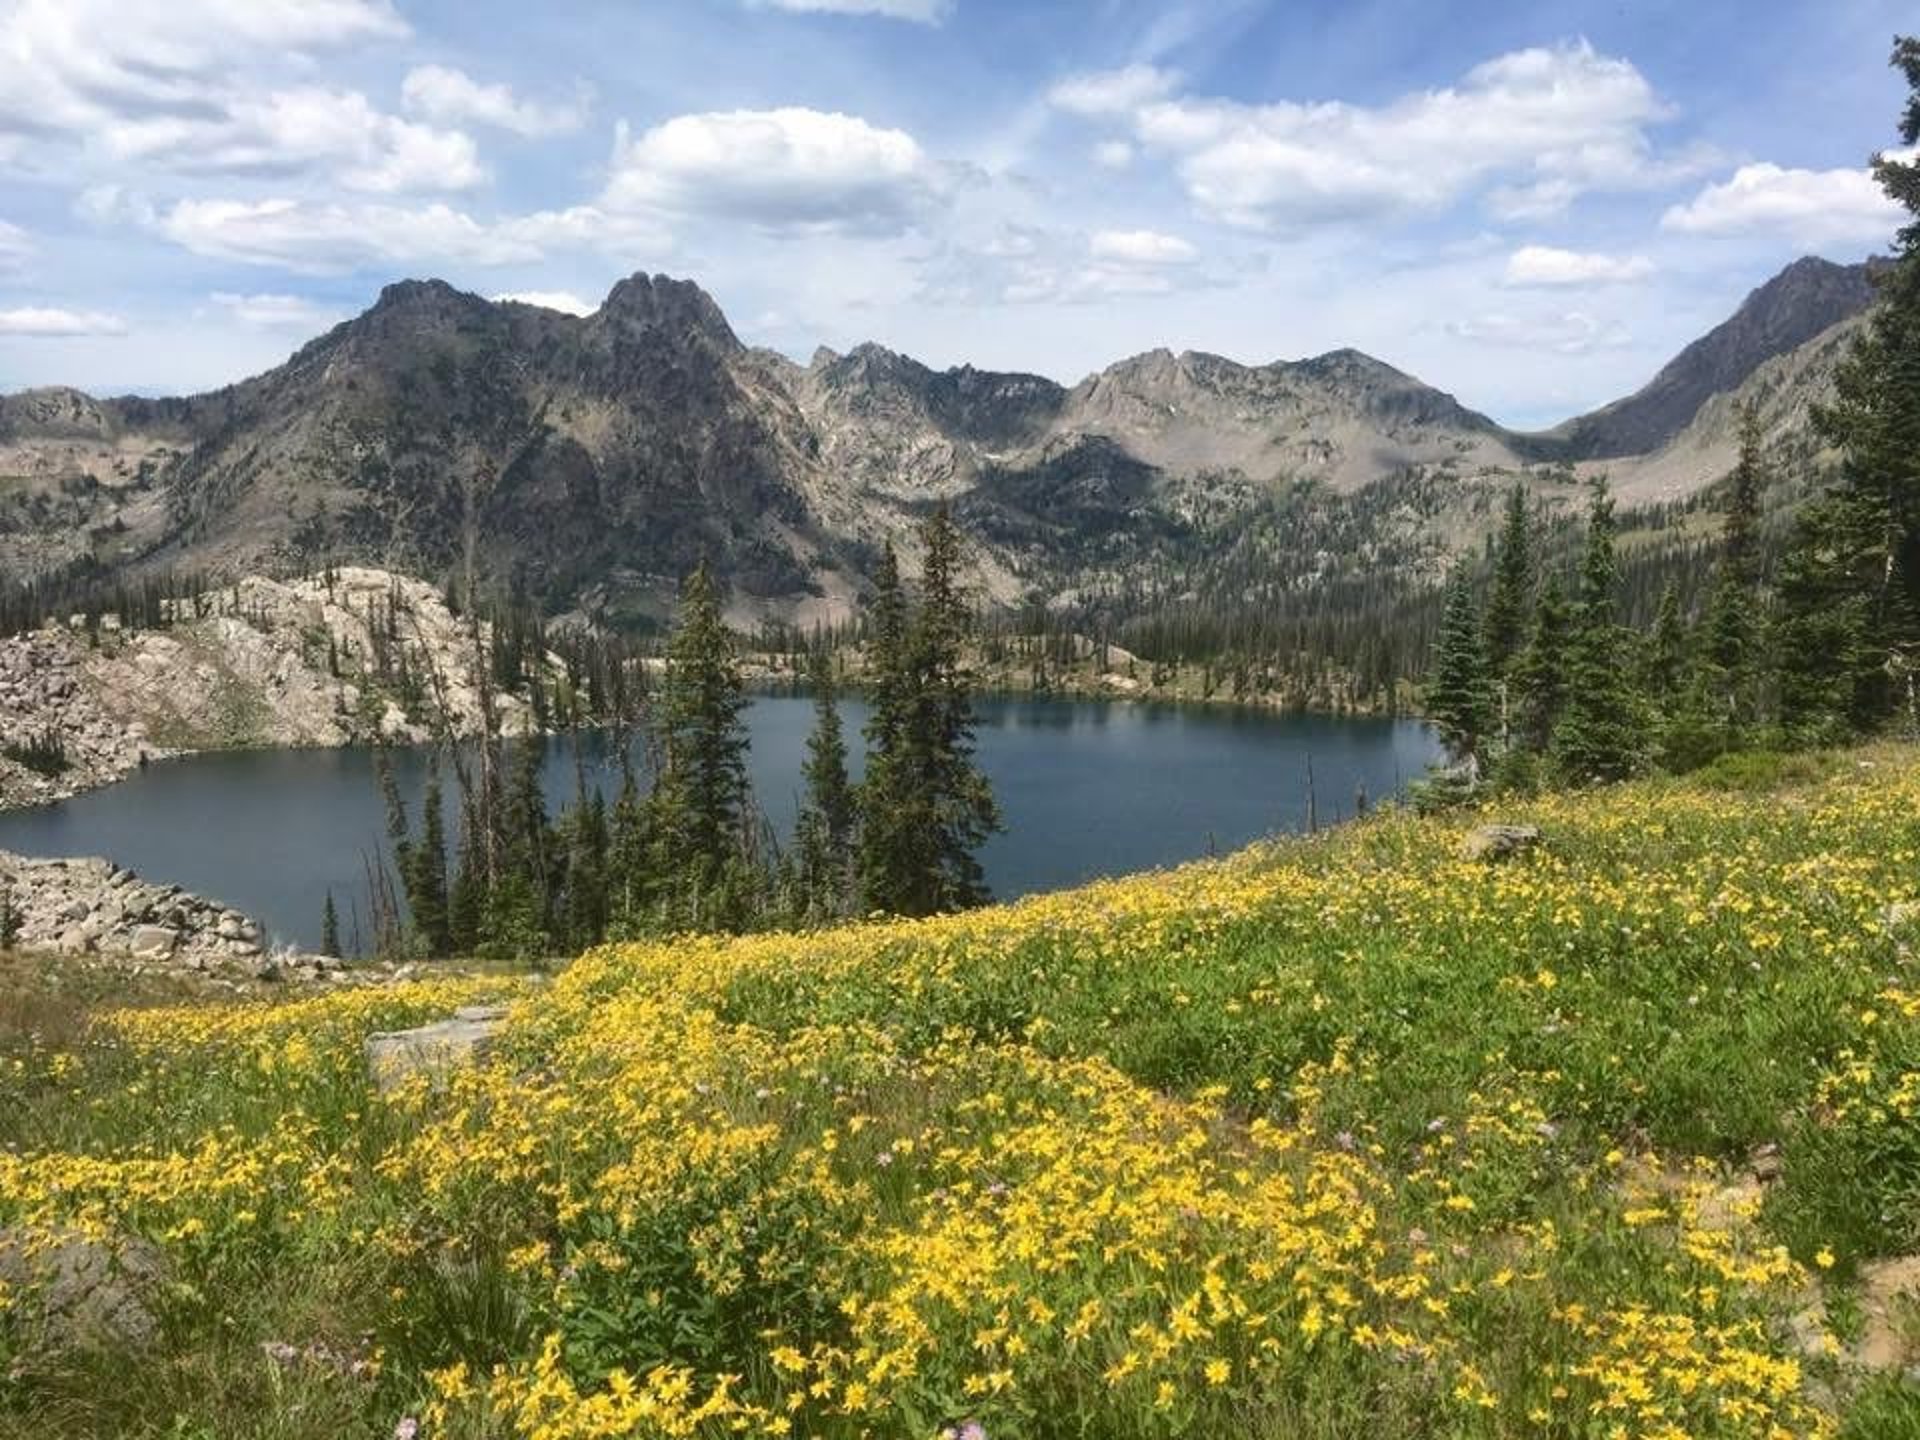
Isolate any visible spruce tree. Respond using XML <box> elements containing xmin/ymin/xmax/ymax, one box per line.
<box><xmin>1483</xmin><ymin>482</ymin><xmax>1534</xmax><ymax>681</ymax></box>
<box><xmin>858</xmin><ymin>514</ymin><xmax>1001</xmax><ymax>916</ymax></box>
<box><xmin>652</xmin><ymin>561</ymin><xmax>754</xmax><ymax>921</ymax></box>
<box><xmin>412</xmin><ymin>764</ymin><xmax>452</xmax><ymax>956</ymax></box>
<box><xmin>1512</xmin><ymin>577</ymin><xmax>1571</xmax><ymax>755</ymax></box>
<box><xmin>1780</xmin><ymin>38</ymin><xmax>1920</xmax><ymax>735</ymax></box>
<box><xmin>1643</xmin><ymin>583</ymin><xmax>1689</xmax><ymax>708</ymax></box>
<box><xmin>1426</xmin><ymin>565</ymin><xmax>1493</xmax><ymax>765</ymax></box>
<box><xmin>320</xmin><ymin>891</ymin><xmax>340</xmax><ymax>958</ymax></box>
<box><xmin>1553</xmin><ymin>479</ymin><xmax>1644</xmax><ymax>784</ymax></box>
<box><xmin>795</xmin><ymin>645</ymin><xmax>856</xmax><ymax>919</ymax></box>
<box><xmin>857</xmin><ymin>542</ymin><xmax>923</xmax><ymax>913</ymax></box>
<box><xmin>910</xmin><ymin>506</ymin><xmax>1002</xmax><ymax>911</ymax></box>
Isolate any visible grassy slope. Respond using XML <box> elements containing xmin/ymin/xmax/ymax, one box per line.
<box><xmin>4</xmin><ymin>750</ymin><xmax>1920</xmax><ymax>1437</ymax></box>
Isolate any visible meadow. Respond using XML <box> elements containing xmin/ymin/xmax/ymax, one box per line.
<box><xmin>4</xmin><ymin>747</ymin><xmax>1920</xmax><ymax>1438</ymax></box>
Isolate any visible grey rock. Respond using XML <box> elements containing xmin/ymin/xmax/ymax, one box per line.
<box><xmin>1461</xmin><ymin>824</ymin><xmax>1542</xmax><ymax>863</ymax></box>
<box><xmin>366</xmin><ymin>1010</ymin><xmax>504</xmax><ymax>1091</ymax></box>
<box><xmin>127</xmin><ymin>923</ymin><xmax>178</xmax><ymax>957</ymax></box>
<box><xmin>0</xmin><ymin>1228</ymin><xmax>168</xmax><ymax>1350</ymax></box>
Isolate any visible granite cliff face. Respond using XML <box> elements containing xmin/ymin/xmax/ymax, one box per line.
<box><xmin>0</xmin><ymin>257</ymin><xmax>1883</xmax><ymax>625</ymax></box>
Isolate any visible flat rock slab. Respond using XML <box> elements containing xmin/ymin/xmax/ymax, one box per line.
<box><xmin>365</xmin><ymin>1005</ymin><xmax>507</xmax><ymax>1091</ymax></box>
<box><xmin>0</xmin><ymin>1227</ymin><xmax>167</xmax><ymax>1350</ymax></box>
<box><xmin>1461</xmin><ymin>824</ymin><xmax>1542</xmax><ymax>862</ymax></box>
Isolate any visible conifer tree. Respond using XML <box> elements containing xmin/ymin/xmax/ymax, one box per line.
<box><xmin>411</xmin><ymin>764</ymin><xmax>452</xmax><ymax>956</ymax></box>
<box><xmin>1483</xmin><ymin>482</ymin><xmax>1534</xmax><ymax>681</ymax></box>
<box><xmin>652</xmin><ymin>561</ymin><xmax>754</xmax><ymax>920</ymax></box>
<box><xmin>1553</xmin><ymin>479</ymin><xmax>1644</xmax><ymax>784</ymax></box>
<box><xmin>1643</xmin><ymin>583</ymin><xmax>1689</xmax><ymax>708</ymax></box>
<box><xmin>795</xmin><ymin>645</ymin><xmax>855</xmax><ymax>919</ymax></box>
<box><xmin>319</xmin><ymin>891</ymin><xmax>340</xmax><ymax>958</ymax></box>
<box><xmin>1512</xmin><ymin>577</ymin><xmax>1572</xmax><ymax>755</ymax></box>
<box><xmin>858</xmin><ymin>514</ymin><xmax>1001</xmax><ymax>916</ymax></box>
<box><xmin>910</xmin><ymin>506</ymin><xmax>1002</xmax><ymax>911</ymax></box>
<box><xmin>1426</xmin><ymin>566</ymin><xmax>1493</xmax><ymax>765</ymax></box>
<box><xmin>1772</xmin><ymin>39</ymin><xmax>1920</xmax><ymax>736</ymax></box>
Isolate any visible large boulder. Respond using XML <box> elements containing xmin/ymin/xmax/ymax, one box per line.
<box><xmin>1461</xmin><ymin>824</ymin><xmax>1542</xmax><ymax>863</ymax></box>
<box><xmin>365</xmin><ymin>1005</ymin><xmax>507</xmax><ymax>1092</ymax></box>
<box><xmin>0</xmin><ymin>1227</ymin><xmax>168</xmax><ymax>1350</ymax></box>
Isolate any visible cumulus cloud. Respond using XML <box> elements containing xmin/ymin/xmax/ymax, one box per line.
<box><xmin>1089</xmin><ymin>229</ymin><xmax>1197</xmax><ymax>265</ymax></box>
<box><xmin>401</xmin><ymin>65</ymin><xmax>591</xmax><ymax>138</ymax></box>
<box><xmin>106</xmin><ymin>88</ymin><xmax>483</xmax><ymax>193</ymax></box>
<box><xmin>747</xmin><ymin>0</ymin><xmax>951</xmax><ymax>20</ymax></box>
<box><xmin>1072</xmin><ymin>43</ymin><xmax>1695</xmax><ymax>231</ymax></box>
<box><xmin>1449</xmin><ymin>309</ymin><xmax>1630</xmax><ymax>355</ymax></box>
<box><xmin>0</xmin><ymin>305</ymin><xmax>126</xmax><ymax>336</ymax></box>
<box><xmin>1092</xmin><ymin>140</ymin><xmax>1135</xmax><ymax>170</ymax></box>
<box><xmin>602</xmin><ymin>107</ymin><xmax>941</xmax><ymax>234</ymax></box>
<box><xmin>1049</xmin><ymin>64</ymin><xmax>1178</xmax><ymax>118</ymax></box>
<box><xmin>1502</xmin><ymin>245</ymin><xmax>1654</xmax><ymax>287</ymax></box>
<box><xmin>210</xmin><ymin>291</ymin><xmax>341</xmax><ymax>328</ymax></box>
<box><xmin>0</xmin><ymin>220</ymin><xmax>31</xmax><ymax>271</ymax></box>
<box><xmin>1661</xmin><ymin>160</ymin><xmax>1904</xmax><ymax>248</ymax></box>
<box><xmin>492</xmin><ymin>289</ymin><xmax>598</xmax><ymax>315</ymax></box>
<box><xmin>0</xmin><ymin>0</ymin><xmax>479</xmax><ymax>197</ymax></box>
<box><xmin>153</xmin><ymin>197</ymin><xmax>668</xmax><ymax>273</ymax></box>
<box><xmin>921</xmin><ymin>223</ymin><xmax>1216</xmax><ymax>306</ymax></box>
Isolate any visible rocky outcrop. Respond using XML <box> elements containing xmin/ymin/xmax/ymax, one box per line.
<box><xmin>1461</xmin><ymin>824</ymin><xmax>1542</xmax><ymax>862</ymax></box>
<box><xmin>0</xmin><ymin>848</ymin><xmax>285</xmax><ymax>975</ymax></box>
<box><xmin>0</xmin><ymin>566</ymin><xmax>535</xmax><ymax>810</ymax></box>
<box><xmin>0</xmin><ymin>628</ymin><xmax>167</xmax><ymax>807</ymax></box>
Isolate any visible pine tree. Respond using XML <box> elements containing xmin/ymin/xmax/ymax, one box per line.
<box><xmin>319</xmin><ymin>891</ymin><xmax>341</xmax><ymax>959</ymax></box>
<box><xmin>1426</xmin><ymin>566</ymin><xmax>1493</xmax><ymax>765</ymax></box>
<box><xmin>652</xmin><ymin>561</ymin><xmax>755</xmax><ymax>922</ymax></box>
<box><xmin>1779</xmin><ymin>38</ymin><xmax>1920</xmax><ymax>736</ymax></box>
<box><xmin>1553</xmin><ymin>479</ymin><xmax>1644</xmax><ymax>784</ymax></box>
<box><xmin>1511</xmin><ymin>577</ymin><xmax>1571</xmax><ymax>755</ymax></box>
<box><xmin>910</xmin><ymin>506</ymin><xmax>1002</xmax><ymax>911</ymax></box>
<box><xmin>447</xmin><ymin>828</ymin><xmax>485</xmax><ymax>955</ymax></box>
<box><xmin>1643</xmin><ymin>583</ymin><xmax>1689</xmax><ymax>707</ymax></box>
<box><xmin>1483</xmin><ymin>482</ymin><xmax>1534</xmax><ymax>680</ymax></box>
<box><xmin>857</xmin><ymin>542</ymin><xmax>923</xmax><ymax>913</ymax></box>
<box><xmin>858</xmin><ymin>514</ymin><xmax>1001</xmax><ymax>916</ymax></box>
<box><xmin>411</xmin><ymin>764</ymin><xmax>452</xmax><ymax>956</ymax></box>
<box><xmin>795</xmin><ymin>645</ymin><xmax>856</xmax><ymax>919</ymax></box>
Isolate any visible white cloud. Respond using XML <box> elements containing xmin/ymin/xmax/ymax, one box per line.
<box><xmin>1502</xmin><ymin>245</ymin><xmax>1654</xmax><ymax>287</ymax></box>
<box><xmin>0</xmin><ymin>305</ymin><xmax>126</xmax><ymax>336</ymax></box>
<box><xmin>0</xmin><ymin>0</ymin><xmax>475</xmax><ymax>197</ymax></box>
<box><xmin>602</xmin><ymin>107</ymin><xmax>941</xmax><ymax>234</ymax></box>
<box><xmin>210</xmin><ymin>291</ymin><xmax>341</xmax><ymax>328</ymax></box>
<box><xmin>401</xmin><ymin>65</ymin><xmax>590</xmax><ymax>138</ymax></box>
<box><xmin>1048</xmin><ymin>64</ymin><xmax>1178</xmax><ymax>118</ymax></box>
<box><xmin>1089</xmin><ymin>228</ymin><xmax>1197</xmax><ymax>265</ymax></box>
<box><xmin>1661</xmin><ymin>161</ymin><xmax>1904</xmax><ymax>248</ymax></box>
<box><xmin>748</xmin><ymin>0</ymin><xmax>951</xmax><ymax>20</ymax></box>
<box><xmin>151</xmin><ymin>196</ymin><xmax>669</xmax><ymax>273</ymax></box>
<box><xmin>0</xmin><ymin>0</ymin><xmax>405</xmax><ymax>139</ymax></box>
<box><xmin>105</xmin><ymin>88</ymin><xmax>484</xmax><ymax>193</ymax></box>
<box><xmin>1092</xmin><ymin>140</ymin><xmax>1134</xmax><ymax>170</ymax></box>
<box><xmin>1449</xmin><ymin>309</ymin><xmax>1630</xmax><ymax>354</ymax></box>
<box><xmin>1092</xmin><ymin>43</ymin><xmax>1689</xmax><ymax>231</ymax></box>
<box><xmin>492</xmin><ymin>289</ymin><xmax>597</xmax><ymax>316</ymax></box>
<box><xmin>0</xmin><ymin>219</ymin><xmax>30</xmax><ymax>271</ymax></box>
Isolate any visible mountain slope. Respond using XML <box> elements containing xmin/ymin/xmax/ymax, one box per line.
<box><xmin>1550</xmin><ymin>256</ymin><xmax>1879</xmax><ymax>460</ymax></box>
<box><xmin>0</xmin><ymin>255</ymin><xmax>1884</xmax><ymax>627</ymax></box>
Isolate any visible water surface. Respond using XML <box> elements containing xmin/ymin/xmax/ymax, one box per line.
<box><xmin>0</xmin><ymin>695</ymin><xmax>1436</xmax><ymax>951</ymax></box>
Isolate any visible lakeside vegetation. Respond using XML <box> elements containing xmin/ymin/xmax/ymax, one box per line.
<box><xmin>2</xmin><ymin>746</ymin><xmax>1919</xmax><ymax>1436</ymax></box>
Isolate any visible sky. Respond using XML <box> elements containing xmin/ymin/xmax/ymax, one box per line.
<box><xmin>0</xmin><ymin>0</ymin><xmax>1913</xmax><ymax>429</ymax></box>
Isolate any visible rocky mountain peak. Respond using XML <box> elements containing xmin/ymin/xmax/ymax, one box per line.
<box><xmin>594</xmin><ymin>272</ymin><xmax>740</xmax><ymax>351</ymax></box>
<box><xmin>1553</xmin><ymin>254</ymin><xmax>1880</xmax><ymax>459</ymax></box>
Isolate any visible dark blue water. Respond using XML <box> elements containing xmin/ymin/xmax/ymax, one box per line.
<box><xmin>0</xmin><ymin>696</ymin><xmax>1435</xmax><ymax>951</ymax></box>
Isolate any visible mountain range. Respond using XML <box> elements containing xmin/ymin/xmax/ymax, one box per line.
<box><xmin>0</xmin><ymin>255</ymin><xmax>1880</xmax><ymax>630</ymax></box>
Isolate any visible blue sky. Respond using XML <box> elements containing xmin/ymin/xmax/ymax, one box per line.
<box><xmin>0</xmin><ymin>0</ymin><xmax>1912</xmax><ymax>427</ymax></box>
